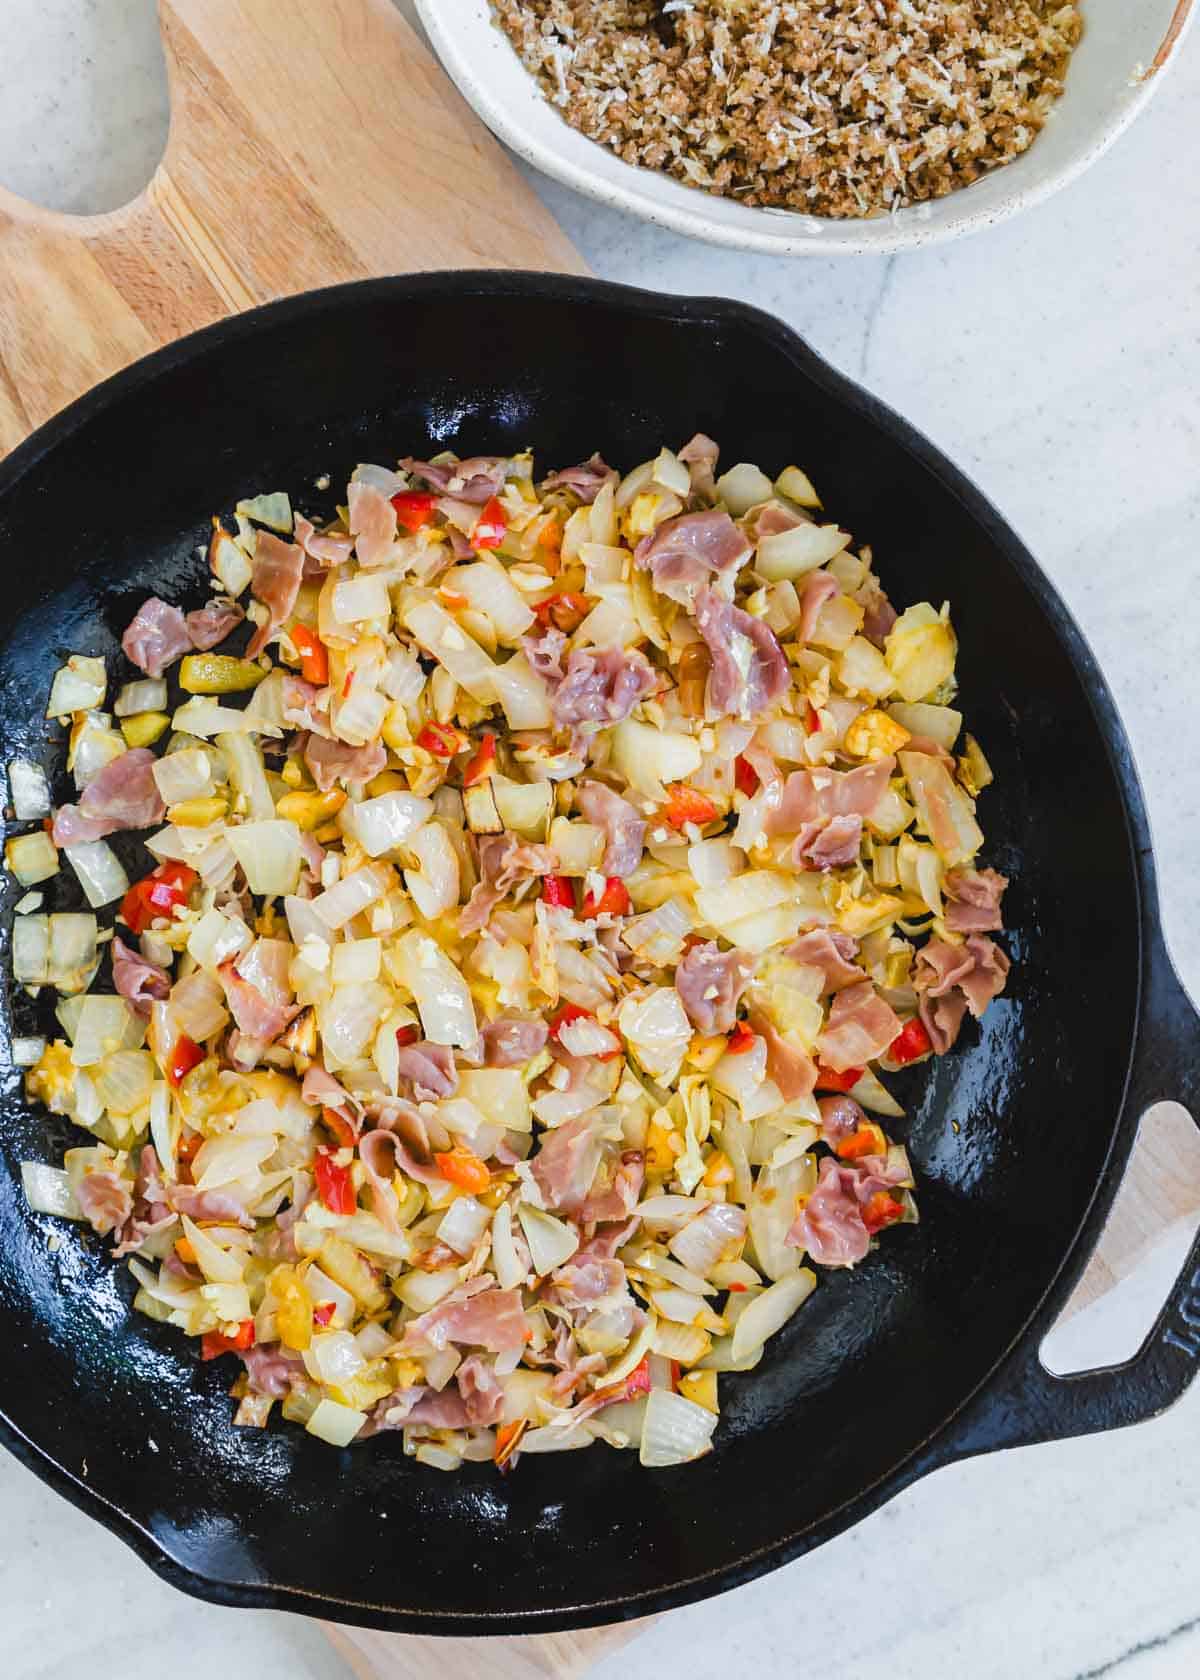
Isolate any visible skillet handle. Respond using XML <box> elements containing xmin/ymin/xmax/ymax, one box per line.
<box><xmin>930</xmin><ymin>921</ymin><xmax>1200</xmax><ymax>1461</ymax></box>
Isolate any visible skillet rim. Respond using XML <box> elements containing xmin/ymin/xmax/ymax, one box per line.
<box><xmin>0</xmin><ymin>271</ymin><xmax>1164</xmax><ymax>1632</ymax></box>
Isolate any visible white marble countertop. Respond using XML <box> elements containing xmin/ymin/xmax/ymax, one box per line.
<box><xmin>1</xmin><ymin>3</ymin><xmax>1199</xmax><ymax>1678</ymax></box>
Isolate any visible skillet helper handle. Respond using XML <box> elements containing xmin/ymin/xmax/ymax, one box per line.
<box><xmin>934</xmin><ymin>920</ymin><xmax>1200</xmax><ymax>1460</ymax></box>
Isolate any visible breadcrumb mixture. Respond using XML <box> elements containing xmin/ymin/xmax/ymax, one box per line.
<box><xmin>492</xmin><ymin>0</ymin><xmax>1082</xmax><ymax>218</ymax></box>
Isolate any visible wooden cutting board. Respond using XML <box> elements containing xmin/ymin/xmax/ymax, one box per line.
<box><xmin>0</xmin><ymin>3</ymin><xmax>1196</xmax><ymax>1673</ymax></box>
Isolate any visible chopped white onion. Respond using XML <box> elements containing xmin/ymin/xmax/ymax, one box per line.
<box><xmin>668</xmin><ymin>1204</ymin><xmax>747</xmax><ymax>1276</ymax></box>
<box><xmin>21</xmin><ymin>1162</ymin><xmax>82</xmax><ymax>1218</ymax></box>
<box><xmin>69</xmin><ymin>995</ymin><xmax>139</xmax><ymax>1067</ymax></box>
<box><xmin>438</xmin><ymin>1194</ymin><xmax>490</xmax><ymax>1256</ymax></box>
<box><xmin>394</xmin><ymin>930</ymin><xmax>477</xmax><ymax>1048</ymax></box>
<box><xmin>404</xmin><ymin>821</ymin><xmax>460</xmax><ymax>918</ymax></box>
<box><xmin>153</xmin><ymin>747</ymin><xmax>215</xmax><ymax>806</ymax></box>
<box><xmin>46</xmin><ymin>655</ymin><xmax>107</xmax><ymax>718</ymax></box>
<box><xmin>344</xmin><ymin>790</ymin><xmax>432</xmax><ymax>858</ymax></box>
<box><xmin>226</xmin><ymin>819</ymin><xmax>302</xmax><ymax>896</ymax></box>
<box><xmin>305</xmin><ymin>1397</ymin><xmax>366</xmax><ymax>1448</ymax></box>
<box><xmin>5</xmin><ymin>830</ymin><xmax>59</xmax><ymax>887</ymax></box>
<box><xmin>8</xmin><ymin>759</ymin><xmax>50</xmax><ymax>819</ymax></box>
<box><xmin>64</xmin><ymin>840</ymin><xmax>129</xmax><ymax>908</ymax></box>
<box><xmin>312</xmin><ymin>864</ymin><xmax>390</xmax><ymax>930</ymax></box>
<box><xmin>517</xmin><ymin>1203</ymin><xmax>580</xmax><ymax>1275</ymax></box>
<box><xmin>638</xmin><ymin>1386</ymin><xmax>718</xmax><ymax>1468</ymax></box>
<box><xmin>730</xmin><ymin>1268</ymin><xmax>816</xmax><ymax>1363</ymax></box>
<box><xmin>11</xmin><ymin>1035</ymin><xmax>46</xmax><ymax>1068</ymax></box>
<box><xmin>170</xmin><ymin>969</ymin><xmax>230</xmax><ymax>1041</ymax></box>
<box><xmin>490</xmin><ymin>1202</ymin><xmax>526</xmax><ymax>1289</ymax></box>
<box><xmin>114</xmin><ymin>679</ymin><xmax>167</xmax><ymax>717</ymax></box>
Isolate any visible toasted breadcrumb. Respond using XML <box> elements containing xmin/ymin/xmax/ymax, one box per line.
<box><xmin>492</xmin><ymin>0</ymin><xmax>1082</xmax><ymax>218</ymax></box>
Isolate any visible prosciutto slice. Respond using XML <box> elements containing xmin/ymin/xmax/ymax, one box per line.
<box><xmin>460</xmin><ymin>832</ymin><xmax>558</xmax><ymax>935</ymax></box>
<box><xmin>944</xmin><ymin>867</ymin><xmax>1008</xmax><ymax>934</ymax></box>
<box><xmin>246</xmin><ymin>529</ymin><xmax>303</xmax><ymax>658</ymax></box>
<box><xmin>121</xmin><ymin>597</ymin><xmax>192</xmax><ymax>677</ymax></box>
<box><xmin>674</xmin><ymin>940</ymin><xmax>755</xmax><ymax>1034</ymax></box>
<box><xmin>294</xmin><ymin>513</ymin><xmax>354</xmax><ymax>571</ymax></box>
<box><xmin>167</xmin><ymin>1184</ymin><xmax>255</xmax><ymax>1229</ymax></box>
<box><xmin>402</xmin><ymin>1283</ymin><xmax>527</xmax><ymax>1355</ymax></box>
<box><xmin>241</xmin><ymin>1343</ymin><xmax>306</xmax><ymax>1397</ymax></box>
<box><xmin>576</xmin><ymin>781</ymin><xmax>645</xmax><ymax>877</ymax></box>
<box><xmin>765</xmin><ymin>758</ymin><xmax>895</xmax><ymax>836</ymax></box>
<box><xmin>693</xmin><ymin>588</ymin><xmax>789</xmax><ymax>719</ymax></box>
<box><xmin>535</xmin><ymin>644</ymin><xmax>657</xmax><ymax>731</ymax></box>
<box><xmin>530</xmin><ymin>1112</ymin><xmax>605</xmax><ymax>1215</ymax></box>
<box><xmin>746</xmin><ymin>1011</ymin><xmax>817</xmax><ymax>1102</ymax></box>
<box><xmin>185</xmin><ymin>600</ymin><xmax>244</xmax><ymax>650</ymax></box>
<box><xmin>111</xmin><ymin>937</ymin><xmax>170</xmax><ymax>1017</ymax></box>
<box><xmin>797</xmin><ymin>570</ymin><xmax>841</xmax><ymax>645</ymax></box>
<box><xmin>76</xmin><ymin>1170</ymin><xmax>133</xmax><ymax>1237</ymax></box>
<box><xmin>481</xmin><ymin>1016</ymin><xmax>548</xmax><ymax>1067</ymax></box>
<box><xmin>677</xmin><ymin>433</ymin><xmax>719</xmax><ymax>500</ymax></box>
<box><xmin>816</xmin><ymin>981</ymin><xmax>902</xmax><ymax>1072</ymax></box>
<box><xmin>818</xmin><ymin>1094</ymin><xmax>868</xmax><ymax>1148</ymax></box>
<box><xmin>541</xmin><ymin>453</ymin><xmax>616</xmax><ymax>504</ymax></box>
<box><xmin>51</xmin><ymin>747</ymin><xmax>167</xmax><ymax>845</ymax></box>
<box><xmin>395</xmin><ymin>1040</ymin><xmax>458</xmax><ymax>1101</ymax></box>
<box><xmin>304</xmin><ymin>734</ymin><xmax>386</xmax><ymax>793</ymax></box>
<box><xmin>914</xmin><ymin>934</ymin><xmax>1010</xmax><ymax>1053</ymax></box>
<box><xmin>786</xmin><ymin>929</ymin><xmax>863</xmax><ymax>991</ymax></box>
<box><xmin>786</xmin><ymin>1154</ymin><xmax>910</xmax><ymax>1267</ymax></box>
<box><xmin>635</xmin><ymin>510</ymin><xmax>750</xmax><ymax>606</ymax></box>
<box><xmin>401</xmin><ymin>456</ymin><xmax>508</xmax><ymax>504</ymax></box>
<box><xmin>218</xmin><ymin>958</ymin><xmax>301</xmax><ymax>1045</ymax></box>
<box><xmin>348</xmin><ymin>479</ymin><xmax>398</xmax><ymax>568</ymax></box>
<box><xmin>856</xmin><ymin>576</ymin><xmax>898</xmax><ymax>647</ymax></box>
<box><xmin>578</xmin><ymin>1150</ymin><xmax>644</xmax><ymax>1226</ymax></box>
<box><xmin>793</xmin><ymin>812</ymin><xmax>863</xmax><ymax>871</ymax></box>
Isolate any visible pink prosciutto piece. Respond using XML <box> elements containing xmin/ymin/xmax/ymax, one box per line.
<box><xmin>550</xmin><ymin>1257</ymin><xmax>626</xmax><ymax>1308</ymax></box>
<box><xmin>122</xmin><ymin>597</ymin><xmax>192</xmax><ymax>677</ymax></box>
<box><xmin>348</xmin><ymin>479</ymin><xmax>398</xmax><ymax>568</ymax></box>
<box><xmin>747</xmin><ymin>1011</ymin><xmax>817</xmax><ymax>1102</ymax></box>
<box><xmin>578</xmin><ymin>1150</ymin><xmax>645</xmax><ymax>1226</ymax></box>
<box><xmin>856</xmin><ymin>576</ymin><xmax>898</xmax><ymax>647</ymax></box>
<box><xmin>76</xmin><ymin>1170</ymin><xmax>133</xmax><ymax>1237</ymax></box>
<box><xmin>400</xmin><ymin>455</ymin><xmax>508</xmax><ymax>504</ymax></box>
<box><xmin>693</xmin><ymin>588</ymin><xmax>789</xmax><ymax>719</ymax></box>
<box><xmin>218</xmin><ymin>957</ymin><xmax>300</xmax><ymax>1045</ymax></box>
<box><xmin>303</xmin><ymin>734</ymin><xmax>386</xmax><ymax>793</ymax></box>
<box><xmin>402</xmin><ymin>1283</ymin><xmax>528</xmax><ymax>1355</ymax></box>
<box><xmin>51</xmin><ymin>747</ymin><xmax>167</xmax><ymax>845</ymax></box>
<box><xmin>481</xmin><ymin>1016</ymin><xmax>549</xmax><ymax>1067</ymax></box>
<box><xmin>246</xmin><ymin>529</ymin><xmax>304</xmax><ymax>658</ymax></box>
<box><xmin>294</xmin><ymin>513</ymin><xmax>354</xmax><ymax>571</ymax></box>
<box><xmin>282</xmin><ymin>674</ymin><xmax>332</xmax><ymax>736</ymax></box>
<box><xmin>793</xmin><ymin>812</ymin><xmax>863</xmax><ymax>871</ymax></box>
<box><xmin>456</xmin><ymin>1355</ymin><xmax>506</xmax><ymax>1426</ymax></box>
<box><xmin>674</xmin><ymin>940</ymin><xmax>755</xmax><ymax>1034</ymax></box>
<box><xmin>530</xmin><ymin>1111</ymin><xmax>606</xmax><ymax>1215</ymax></box>
<box><xmin>635</xmin><ymin>510</ymin><xmax>751</xmax><ymax>606</ymax></box>
<box><xmin>677</xmin><ymin>432</ymin><xmax>719</xmax><ymax>499</ymax></box>
<box><xmin>817</xmin><ymin>1094</ymin><xmax>868</xmax><ymax>1148</ymax></box>
<box><xmin>816</xmin><ymin>981</ymin><xmax>903</xmax><ymax>1073</ymax></box>
<box><xmin>110</xmin><ymin>937</ymin><xmax>170</xmax><ymax>1017</ymax></box>
<box><xmin>576</xmin><ymin>780</ymin><xmax>645</xmax><ymax>877</ymax></box>
<box><xmin>185</xmin><ymin>599</ymin><xmax>244</xmax><ymax>650</ymax></box>
<box><xmin>786</xmin><ymin>1154</ymin><xmax>909</xmax><ymax>1267</ymax></box>
<box><xmin>460</xmin><ymin>832</ymin><xmax>559</xmax><ymax>935</ymax></box>
<box><xmin>539</xmin><ymin>644</ymin><xmax>657</xmax><ymax>731</ymax></box>
<box><xmin>356</xmin><ymin>1130</ymin><xmax>407</xmax><ymax>1228</ymax></box>
<box><xmin>786</xmin><ymin>929</ymin><xmax>864</xmax><ymax>991</ymax></box>
<box><xmin>797</xmin><ymin>570</ymin><xmax>841</xmax><ymax>645</ymax></box>
<box><xmin>765</xmin><ymin>757</ymin><xmax>895</xmax><ymax>836</ymax></box>
<box><xmin>914</xmin><ymin>934</ymin><xmax>1010</xmax><ymax>1053</ymax></box>
<box><xmin>541</xmin><ymin>453</ymin><xmax>616</xmax><ymax>504</ymax></box>
<box><xmin>394</xmin><ymin>1040</ymin><xmax>458</xmax><ymax>1101</ymax></box>
<box><xmin>944</xmin><ymin>867</ymin><xmax>1008</xmax><ymax>934</ymax></box>
<box><xmin>302</xmin><ymin>1063</ymin><xmax>360</xmax><ymax>1132</ymax></box>
<box><xmin>241</xmin><ymin>1343</ymin><xmax>306</xmax><ymax>1397</ymax></box>
<box><xmin>167</xmin><ymin>1183</ymin><xmax>255</xmax><ymax>1228</ymax></box>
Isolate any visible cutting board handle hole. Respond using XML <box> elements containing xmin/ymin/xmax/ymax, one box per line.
<box><xmin>0</xmin><ymin>0</ymin><xmax>167</xmax><ymax>216</ymax></box>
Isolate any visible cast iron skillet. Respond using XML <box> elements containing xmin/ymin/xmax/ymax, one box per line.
<box><xmin>0</xmin><ymin>274</ymin><xmax>1198</xmax><ymax>1636</ymax></box>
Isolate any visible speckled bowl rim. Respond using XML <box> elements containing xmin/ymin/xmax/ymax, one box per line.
<box><xmin>415</xmin><ymin>0</ymin><xmax>1195</xmax><ymax>256</ymax></box>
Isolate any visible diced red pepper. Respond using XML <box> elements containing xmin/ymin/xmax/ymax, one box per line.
<box><xmin>434</xmin><ymin>1145</ymin><xmax>491</xmax><ymax>1194</ymax></box>
<box><xmin>727</xmin><ymin>1281</ymin><xmax>748</xmax><ymax>1293</ymax></box>
<box><xmin>200</xmin><ymin>1320</ymin><xmax>255</xmax><ymax>1361</ymax></box>
<box><xmin>537</xmin><ymin>518</ymin><xmax>562</xmax><ymax>554</ymax></box>
<box><xmin>416</xmin><ymin>721</ymin><xmax>469</xmax><ymax>758</ymax></box>
<box><xmin>462</xmin><ymin>732</ymin><xmax>497</xmax><ymax>787</ymax></box>
<box><xmin>391</xmin><ymin>490</ymin><xmax>438</xmax><ymax>532</ymax></box>
<box><xmin>580</xmin><ymin>876</ymin><xmax>631</xmax><ymax>918</ymax></box>
<box><xmin>291</xmin><ymin>623</ymin><xmax>328</xmax><ymax>687</ymax></box>
<box><xmin>395</xmin><ymin>1024</ymin><xmax>420</xmax><ymax>1048</ymax></box>
<box><xmin>836</xmin><ymin>1121</ymin><xmax>888</xmax><ymax>1161</ymax></box>
<box><xmin>494</xmin><ymin>1417</ymin><xmax>528</xmax><ymax>1471</ymax></box>
<box><xmin>805</xmin><ymin>701</ymin><xmax>823</xmax><ymax>736</ymax></box>
<box><xmin>167</xmin><ymin>1034</ymin><xmax>204</xmax><ymax>1088</ymax></box>
<box><xmin>663</xmin><ymin>783</ymin><xmax>719</xmax><ymax>829</ymax></box>
<box><xmin>668</xmin><ymin>1359</ymin><xmax>682</xmax><ymax>1393</ymax></box>
<box><xmin>120</xmin><ymin>861</ymin><xmax>198</xmax><ymax>936</ymax></box>
<box><xmin>734</xmin><ymin>755</ymin><xmax>759</xmax><ymax>797</ymax></box>
<box><xmin>889</xmin><ymin>1018</ymin><xmax>933</xmax><ymax>1066</ymax></box>
<box><xmin>541</xmin><ymin>874</ymin><xmax>576</xmax><ymax>910</ymax></box>
<box><xmin>725</xmin><ymin>1020</ymin><xmax>757</xmax><ymax>1055</ymax></box>
<box><xmin>471</xmin><ymin>495</ymin><xmax>508</xmax><ymax>550</ymax></box>
<box><xmin>314</xmin><ymin>1147</ymin><xmax>356</xmax><ymax>1216</ymax></box>
<box><xmin>342</xmin><ymin>670</ymin><xmax>354</xmax><ymax>699</ymax></box>
<box><xmin>312</xmin><ymin>1301</ymin><xmax>337</xmax><ymax>1328</ymax></box>
<box><xmin>815</xmin><ymin>1063</ymin><xmax>864</xmax><ymax>1093</ymax></box>
<box><xmin>533</xmin><ymin>592</ymin><xmax>591</xmax><ymax>633</ymax></box>
<box><xmin>862</xmin><ymin>1191</ymin><xmax>905</xmax><ymax>1235</ymax></box>
<box><xmin>621</xmin><ymin>1356</ymin><xmax>652</xmax><ymax>1400</ymax></box>
<box><xmin>321</xmin><ymin>1106</ymin><xmax>357</xmax><ymax>1149</ymax></box>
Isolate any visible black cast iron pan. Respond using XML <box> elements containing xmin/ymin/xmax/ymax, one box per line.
<box><xmin>0</xmin><ymin>273</ymin><xmax>1197</xmax><ymax>1635</ymax></box>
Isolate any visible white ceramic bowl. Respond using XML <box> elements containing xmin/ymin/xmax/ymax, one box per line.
<box><xmin>415</xmin><ymin>0</ymin><xmax>1193</xmax><ymax>255</ymax></box>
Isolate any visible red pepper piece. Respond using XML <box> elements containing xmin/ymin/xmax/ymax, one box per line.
<box><xmin>663</xmin><ymin>783</ymin><xmax>719</xmax><ymax>829</ymax></box>
<box><xmin>805</xmin><ymin>701</ymin><xmax>823</xmax><ymax>736</ymax></box>
<box><xmin>291</xmin><ymin>623</ymin><xmax>328</xmax><ymax>687</ymax></box>
<box><xmin>391</xmin><ymin>490</ymin><xmax>438</xmax><ymax>532</ymax></box>
<box><xmin>168</xmin><ymin>1034</ymin><xmax>204</xmax><ymax>1088</ymax></box>
<box><xmin>836</xmin><ymin>1122</ymin><xmax>888</xmax><ymax>1161</ymax></box>
<box><xmin>862</xmin><ymin>1191</ymin><xmax>905</xmax><ymax>1235</ymax></box>
<box><xmin>889</xmin><ymin>1018</ymin><xmax>934</xmax><ymax>1066</ymax></box>
<box><xmin>395</xmin><ymin>1024</ymin><xmax>420</xmax><ymax>1048</ymax></box>
<box><xmin>462</xmin><ymin>732</ymin><xmax>497</xmax><ymax>787</ymax></box>
<box><xmin>814</xmin><ymin>1063</ymin><xmax>864</xmax><ymax>1093</ymax></box>
<box><xmin>725</xmin><ymin>1020</ymin><xmax>757</xmax><ymax>1055</ymax></box>
<box><xmin>541</xmin><ymin>874</ymin><xmax>576</xmax><ymax>910</ymax></box>
<box><xmin>120</xmin><ymin>861</ymin><xmax>198</xmax><ymax>936</ymax></box>
<box><xmin>580</xmin><ymin>876</ymin><xmax>631</xmax><ymax>918</ymax></box>
<box><xmin>416</xmin><ymin>722</ymin><xmax>469</xmax><ymax>758</ymax></box>
<box><xmin>471</xmin><ymin>495</ymin><xmax>508</xmax><ymax>550</ymax></box>
<box><xmin>312</xmin><ymin>1301</ymin><xmax>337</xmax><ymax>1328</ymax></box>
<box><xmin>434</xmin><ymin>1146</ymin><xmax>491</xmax><ymax>1194</ymax></box>
<box><xmin>533</xmin><ymin>592</ymin><xmax>591</xmax><ymax>633</ymax></box>
<box><xmin>321</xmin><ymin>1106</ymin><xmax>357</xmax><ymax>1150</ymax></box>
<box><xmin>314</xmin><ymin>1147</ymin><xmax>356</xmax><ymax>1216</ymax></box>
<box><xmin>734</xmin><ymin>755</ymin><xmax>759</xmax><ymax>797</ymax></box>
<box><xmin>200</xmin><ymin>1320</ymin><xmax>255</xmax><ymax>1361</ymax></box>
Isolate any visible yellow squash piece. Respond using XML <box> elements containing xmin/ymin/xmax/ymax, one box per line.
<box><xmin>179</xmin><ymin>654</ymin><xmax>267</xmax><ymax>694</ymax></box>
<box><xmin>119</xmin><ymin>711</ymin><xmax>170</xmax><ymax>748</ymax></box>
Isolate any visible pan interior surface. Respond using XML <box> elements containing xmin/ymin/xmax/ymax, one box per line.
<box><xmin>0</xmin><ymin>279</ymin><xmax>1140</xmax><ymax>1628</ymax></box>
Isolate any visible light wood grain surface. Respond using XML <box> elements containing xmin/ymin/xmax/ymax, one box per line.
<box><xmin>0</xmin><ymin>6</ymin><xmax>1195</xmax><ymax>1675</ymax></box>
<box><xmin>0</xmin><ymin>0</ymin><xmax>582</xmax><ymax>456</ymax></box>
